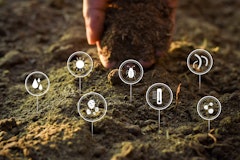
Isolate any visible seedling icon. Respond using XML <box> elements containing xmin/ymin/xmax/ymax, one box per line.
<box><xmin>187</xmin><ymin>49</ymin><xmax>213</xmax><ymax>90</ymax></box>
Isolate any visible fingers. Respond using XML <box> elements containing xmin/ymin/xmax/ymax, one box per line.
<box><xmin>83</xmin><ymin>0</ymin><xmax>108</xmax><ymax>45</ymax></box>
<box><xmin>96</xmin><ymin>42</ymin><xmax>117</xmax><ymax>68</ymax></box>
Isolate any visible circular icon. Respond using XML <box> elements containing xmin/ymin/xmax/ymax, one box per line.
<box><xmin>77</xmin><ymin>92</ymin><xmax>107</xmax><ymax>123</ymax></box>
<box><xmin>146</xmin><ymin>83</ymin><xmax>173</xmax><ymax>110</ymax></box>
<box><xmin>187</xmin><ymin>49</ymin><xmax>213</xmax><ymax>75</ymax></box>
<box><xmin>118</xmin><ymin>59</ymin><xmax>144</xmax><ymax>85</ymax></box>
<box><xmin>25</xmin><ymin>71</ymin><xmax>50</xmax><ymax>96</ymax></box>
<box><xmin>197</xmin><ymin>96</ymin><xmax>221</xmax><ymax>121</ymax></box>
<box><xmin>67</xmin><ymin>51</ymin><xmax>93</xmax><ymax>78</ymax></box>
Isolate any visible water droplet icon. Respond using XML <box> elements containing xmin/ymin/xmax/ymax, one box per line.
<box><xmin>32</xmin><ymin>79</ymin><xmax>38</xmax><ymax>89</ymax></box>
<box><xmin>39</xmin><ymin>84</ymin><xmax>43</xmax><ymax>91</ymax></box>
<box><xmin>37</xmin><ymin>78</ymin><xmax>41</xmax><ymax>83</ymax></box>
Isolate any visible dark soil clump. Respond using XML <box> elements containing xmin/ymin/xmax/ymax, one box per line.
<box><xmin>100</xmin><ymin>0</ymin><xmax>174</xmax><ymax>66</ymax></box>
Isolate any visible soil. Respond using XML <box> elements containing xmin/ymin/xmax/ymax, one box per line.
<box><xmin>0</xmin><ymin>0</ymin><xmax>240</xmax><ymax>160</ymax></box>
<box><xmin>100</xmin><ymin>0</ymin><xmax>173</xmax><ymax>65</ymax></box>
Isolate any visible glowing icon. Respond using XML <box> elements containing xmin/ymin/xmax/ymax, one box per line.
<box><xmin>25</xmin><ymin>71</ymin><xmax>50</xmax><ymax>111</ymax></box>
<box><xmin>32</xmin><ymin>78</ymin><xmax>43</xmax><ymax>91</ymax></box>
<box><xmin>86</xmin><ymin>99</ymin><xmax>99</xmax><ymax>115</ymax></box>
<box><xmin>67</xmin><ymin>51</ymin><xmax>93</xmax><ymax>94</ymax></box>
<box><xmin>156</xmin><ymin>88</ymin><xmax>162</xmax><ymax>105</ymax></box>
<box><xmin>197</xmin><ymin>96</ymin><xmax>221</xmax><ymax>132</ymax></box>
<box><xmin>203</xmin><ymin>102</ymin><xmax>214</xmax><ymax>114</ymax></box>
<box><xmin>192</xmin><ymin>54</ymin><xmax>209</xmax><ymax>70</ymax></box>
<box><xmin>187</xmin><ymin>49</ymin><xmax>213</xmax><ymax>89</ymax></box>
<box><xmin>146</xmin><ymin>83</ymin><xmax>173</xmax><ymax>130</ymax></box>
<box><xmin>152</xmin><ymin>88</ymin><xmax>163</xmax><ymax>105</ymax></box>
<box><xmin>126</xmin><ymin>65</ymin><xmax>136</xmax><ymax>79</ymax></box>
<box><xmin>67</xmin><ymin>51</ymin><xmax>93</xmax><ymax>77</ymax></box>
<box><xmin>119</xmin><ymin>59</ymin><xmax>144</xmax><ymax>102</ymax></box>
<box><xmin>75</xmin><ymin>57</ymin><xmax>85</xmax><ymax>71</ymax></box>
<box><xmin>78</xmin><ymin>92</ymin><xmax>107</xmax><ymax>136</ymax></box>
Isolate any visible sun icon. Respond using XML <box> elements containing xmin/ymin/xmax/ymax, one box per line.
<box><xmin>67</xmin><ymin>51</ymin><xmax>93</xmax><ymax>77</ymax></box>
<box><xmin>74</xmin><ymin>57</ymin><xmax>86</xmax><ymax>72</ymax></box>
<box><xmin>76</xmin><ymin>57</ymin><xmax>85</xmax><ymax>69</ymax></box>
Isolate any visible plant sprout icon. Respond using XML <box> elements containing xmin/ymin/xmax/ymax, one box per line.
<box><xmin>187</xmin><ymin>49</ymin><xmax>213</xmax><ymax>90</ymax></box>
<box><xmin>192</xmin><ymin>54</ymin><xmax>209</xmax><ymax>71</ymax></box>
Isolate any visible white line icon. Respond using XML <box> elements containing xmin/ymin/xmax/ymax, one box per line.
<box><xmin>67</xmin><ymin>51</ymin><xmax>93</xmax><ymax>94</ymax></box>
<box><xmin>146</xmin><ymin>83</ymin><xmax>173</xmax><ymax>130</ymax></box>
<box><xmin>187</xmin><ymin>49</ymin><xmax>213</xmax><ymax>90</ymax></box>
<box><xmin>157</xmin><ymin>88</ymin><xmax>162</xmax><ymax>105</ymax></box>
<box><xmin>126</xmin><ymin>65</ymin><xmax>136</xmax><ymax>79</ymax></box>
<box><xmin>193</xmin><ymin>54</ymin><xmax>209</xmax><ymax>70</ymax></box>
<box><xmin>197</xmin><ymin>96</ymin><xmax>221</xmax><ymax>132</ymax></box>
<box><xmin>25</xmin><ymin>71</ymin><xmax>50</xmax><ymax>112</ymax></box>
<box><xmin>119</xmin><ymin>59</ymin><xmax>144</xmax><ymax>102</ymax></box>
<box><xmin>77</xmin><ymin>92</ymin><xmax>107</xmax><ymax>137</ymax></box>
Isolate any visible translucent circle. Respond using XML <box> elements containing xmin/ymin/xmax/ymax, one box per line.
<box><xmin>146</xmin><ymin>83</ymin><xmax>173</xmax><ymax>111</ymax></box>
<box><xmin>187</xmin><ymin>49</ymin><xmax>213</xmax><ymax>75</ymax></box>
<box><xmin>197</xmin><ymin>96</ymin><xmax>221</xmax><ymax>121</ymax></box>
<box><xmin>25</xmin><ymin>71</ymin><xmax>50</xmax><ymax>97</ymax></box>
<box><xmin>118</xmin><ymin>59</ymin><xmax>144</xmax><ymax>85</ymax></box>
<box><xmin>67</xmin><ymin>51</ymin><xmax>93</xmax><ymax>78</ymax></box>
<box><xmin>77</xmin><ymin>92</ymin><xmax>107</xmax><ymax>123</ymax></box>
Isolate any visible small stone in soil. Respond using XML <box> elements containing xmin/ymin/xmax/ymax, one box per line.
<box><xmin>108</xmin><ymin>69</ymin><xmax>122</xmax><ymax>85</ymax></box>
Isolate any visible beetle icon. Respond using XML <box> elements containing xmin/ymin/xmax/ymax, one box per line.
<box><xmin>126</xmin><ymin>65</ymin><xmax>136</xmax><ymax>79</ymax></box>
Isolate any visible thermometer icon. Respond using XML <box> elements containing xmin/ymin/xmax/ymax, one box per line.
<box><xmin>157</xmin><ymin>88</ymin><xmax>162</xmax><ymax>105</ymax></box>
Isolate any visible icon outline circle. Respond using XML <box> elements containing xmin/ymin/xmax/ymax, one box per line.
<box><xmin>67</xmin><ymin>51</ymin><xmax>93</xmax><ymax>78</ymax></box>
<box><xmin>77</xmin><ymin>92</ymin><xmax>107</xmax><ymax>123</ymax></box>
<box><xmin>197</xmin><ymin>96</ymin><xmax>221</xmax><ymax>121</ymax></box>
<box><xmin>187</xmin><ymin>49</ymin><xmax>213</xmax><ymax>75</ymax></box>
<box><xmin>25</xmin><ymin>71</ymin><xmax>50</xmax><ymax>97</ymax></box>
<box><xmin>118</xmin><ymin>59</ymin><xmax>144</xmax><ymax>85</ymax></box>
<box><xmin>146</xmin><ymin>83</ymin><xmax>173</xmax><ymax>111</ymax></box>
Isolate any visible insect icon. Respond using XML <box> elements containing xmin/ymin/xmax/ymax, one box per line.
<box><xmin>126</xmin><ymin>65</ymin><xmax>136</xmax><ymax>79</ymax></box>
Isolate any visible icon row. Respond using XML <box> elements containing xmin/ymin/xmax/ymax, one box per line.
<box><xmin>25</xmin><ymin>49</ymin><xmax>221</xmax><ymax>133</ymax></box>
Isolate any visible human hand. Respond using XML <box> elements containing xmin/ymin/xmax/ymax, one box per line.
<box><xmin>83</xmin><ymin>0</ymin><xmax>107</xmax><ymax>45</ymax></box>
<box><xmin>83</xmin><ymin>0</ymin><xmax>178</xmax><ymax>69</ymax></box>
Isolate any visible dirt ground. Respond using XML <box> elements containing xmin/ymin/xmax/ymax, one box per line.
<box><xmin>0</xmin><ymin>0</ymin><xmax>240</xmax><ymax>160</ymax></box>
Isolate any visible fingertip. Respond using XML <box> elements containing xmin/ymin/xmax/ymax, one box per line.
<box><xmin>86</xmin><ymin>26</ymin><xmax>97</xmax><ymax>45</ymax></box>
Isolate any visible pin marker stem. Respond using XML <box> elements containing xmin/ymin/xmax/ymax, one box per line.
<box><xmin>79</xmin><ymin>78</ymin><xmax>81</xmax><ymax>95</ymax></box>
<box><xmin>91</xmin><ymin>122</ymin><xmax>94</xmax><ymax>138</ymax></box>
<box><xmin>158</xmin><ymin>110</ymin><xmax>161</xmax><ymax>130</ymax></box>
<box><xmin>37</xmin><ymin>96</ymin><xmax>39</xmax><ymax>112</ymax></box>
<box><xmin>130</xmin><ymin>84</ymin><xmax>132</xmax><ymax>102</ymax></box>
<box><xmin>199</xmin><ymin>75</ymin><xmax>201</xmax><ymax>90</ymax></box>
<box><xmin>208</xmin><ymin>120</ymin><xmax>210</xmax><ymax>132</ymax></box>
